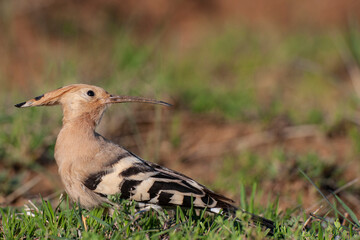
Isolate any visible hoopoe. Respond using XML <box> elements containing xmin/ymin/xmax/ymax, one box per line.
<box><xmin>15</xmin><ymin>84</ymin><xmax>276</xmax><ymax>232</ymax></box>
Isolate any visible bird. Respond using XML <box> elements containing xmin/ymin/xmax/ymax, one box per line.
<box><xmin>15</xmin><ymin>84</ymin><xmax>276</xmax><ymax>233</ymax></box>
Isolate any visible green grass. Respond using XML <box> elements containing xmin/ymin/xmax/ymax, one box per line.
<box><xmin>1</xmin><ymin>194</ymin><xmax>359</xmax><ymax>239</ymax></box>
<box><xmin>0</xmin><ymin>196</ymin><xmax>271</xmax><ymax>239</ymax></box>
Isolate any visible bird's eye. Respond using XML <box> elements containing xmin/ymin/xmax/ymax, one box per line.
<box><xmin>87</xmin><ymin>90</ymin><xmax>95</xmax><ymax>97</ymax></box>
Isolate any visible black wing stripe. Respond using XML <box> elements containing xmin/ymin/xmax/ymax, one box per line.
<box><xmin>201</xmin><ymin>195</ymin><xmax>215</xmax><ymax>206</ymax></box>
<box><xmin>120</xmin><ymin>179</ymin><xmax>142</xmax><ymax>199</ymax></box>
<box><xmin>157</xmin><ymin>192</ymin><xmax>173</xmax><ymax>205</ymax></box>
<box><xmin>120</xmin><ymin>164</ymin><xmax>153</xmax><ymax>177</ymax></box>
<box><xmin>152</xmin><ymin>172</ymin><xmax>180</xmax><ymax>180</ymax></box>
<box><xmin>182</xmin><ymin>196</ymin><xmax>192</xmax><ymax>207</ymax></box>
<box><xmin>181</xmin><ymin>180</ymin><xmax>202</xmax><ymax>193</ymax></box>
<box><xmin>84</xmin><ymin>169</ymin><xmax>114</xmax><ymax>190</ymax></box>
<box><xmin>148</xmin><ymin>181</ymin><xmax>203</xmax><ymax>199</ymax></box>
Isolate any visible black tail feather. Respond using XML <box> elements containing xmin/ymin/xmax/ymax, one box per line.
<box><xmin>212</xmin><ymin>205</ymin><xmax>278</xmax><ymax>236</ymax></box>
<box><xmin>246</xmin><ymin>211</ymin><xmax>277</xmax><ymax>235</ymax></box>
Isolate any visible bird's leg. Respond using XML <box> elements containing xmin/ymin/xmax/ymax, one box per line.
<box><xmin>135</xmin><ymin>203</ymin><xmax>168</xmax><ymax>220</ymax></box>
<box><xmin>135</xmin><ymin>203</ymin><xmax>163</xmax><ymax>214</ymax></box>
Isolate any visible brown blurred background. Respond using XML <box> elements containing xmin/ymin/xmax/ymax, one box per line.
<box><xmin>3</xmin><ymin>0</ymin><xmax>360</xmax><ymax>86</ymax></box>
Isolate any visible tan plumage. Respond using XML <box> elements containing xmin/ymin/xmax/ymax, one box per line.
<box><xmin>15</xmin><ymin>84</ymin><xmax>275</xmax><ymax>232</ymax></box>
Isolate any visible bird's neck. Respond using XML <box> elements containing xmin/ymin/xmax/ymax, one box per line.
<box><xmin>55</xmin><ymin>106</ymin><xmax>107</xmax><ymax>169</ymax></box>
<box><xmin>61</xmin><ymin>104</ymin><xmax>106</xmax><ymax>127</ymax></box>
<box><xmin>55</xmin><ymin>115</ymin><xmax>101</xmax><ymax>167</ymax></box>
<box><xmin>62</xmin><ymin>113</ymin><xmax>98</xmax><ymax>129</ymax></box>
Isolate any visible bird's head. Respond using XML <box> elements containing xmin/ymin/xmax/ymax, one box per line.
<box><xmin>15</xmin><ymin>84</ymin><xmax>170</xmax><ymax>125</ymax></box>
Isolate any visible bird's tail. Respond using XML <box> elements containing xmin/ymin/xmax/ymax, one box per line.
<box><xmin>206</xmin><ymin>190</ymin><xmax>277</xmax><ymax>236</ymax></box>
<box><xmin>243</xmin><ymin>210</ymin><xmax>277</xmax><ymax>235</ymax></box>
<box><xmin>209</xmin><ymin>207</ymin><xmax>277</xmax><ymax>235</ymax></box>
<box><xmin>202</xmin><ymin>189</ymin><xmax>277</xmax><ymax>235</ymax></box>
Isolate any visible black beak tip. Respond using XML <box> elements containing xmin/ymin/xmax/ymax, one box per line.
<box><xmin>160</xmin><ymin>101</ymin><xmax>172</xmax><ymax>107</ymax></box>
<box><xmin>15</xmin><ymin>102</ymin><xmax>26</xmax><ymax>108</ymax></box>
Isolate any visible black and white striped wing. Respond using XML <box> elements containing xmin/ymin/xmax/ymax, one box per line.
<box><xmin>83</xmin><ymin>151</ymin><xmax>236</xmax><ymax>212</ymax></box>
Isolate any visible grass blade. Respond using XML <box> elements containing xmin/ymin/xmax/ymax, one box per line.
<box><xmin>88</xmin><ymin>213</ymin><xmax>111</xmax><ymax>229</ymax></box>
<box><xmin>334</xmin><ymin>194</ymin><xmax>360</xmax><ymax>227</ymax></box>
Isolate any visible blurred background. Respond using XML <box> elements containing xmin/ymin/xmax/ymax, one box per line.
<box><xmin>2</xmin><ymin>0</ymin><xmax>360</xmax><ymax>218</ymax></box>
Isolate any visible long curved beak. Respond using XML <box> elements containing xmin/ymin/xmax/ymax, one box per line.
<box><xmin>105</xmin><ymin>95</ymin><xmax>172</xmax><ymax>107</ymax></box>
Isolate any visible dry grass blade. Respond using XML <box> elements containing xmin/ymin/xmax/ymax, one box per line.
<box><xmin>303</xmin><ymin>205</ymin><xmax>322</xmax><ymax>231</ymax></box>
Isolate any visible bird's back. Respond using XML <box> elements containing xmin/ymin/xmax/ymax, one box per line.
<box><xmin>84</xmin><ymin>142</ymin><xmax>237</xmax><ymax>213</ymax></box>
<box><xmin>79</xmin><ymin>143</ymin><xmax>276</xmax><ymax>233</ymax></box>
